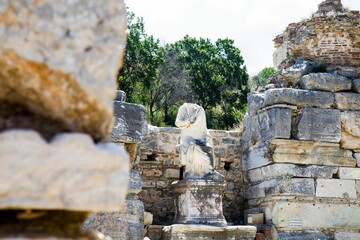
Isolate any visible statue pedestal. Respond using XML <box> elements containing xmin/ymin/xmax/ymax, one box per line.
<box><xmin>171</xmin><ymin>177</ymin><xmax>227</xmax><ymax>227</ymax></box>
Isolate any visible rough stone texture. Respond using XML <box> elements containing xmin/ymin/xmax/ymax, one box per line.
<box><xmin>353</xmin><ymin>79</ymin><xmax>360</xmax><ymax>93</ymax></box>
<box><xmin>242</xmin><ymin>143</ymin><xmax>272</xmax><ymax>170</ymax></box>
<box><xmin>355</xmin><ymin>153</ymin><xmax>360</xmax><ymax>167</ymax></box>
<box><xmin>138</xmin><ymin>127</ymin><xmax>243</xmax><ymax>225</ymax></box>
<box><xmin>278</xmin><ymin>232</ymin><xmax>331</xmax><ymax>240</ymax></box>
<box><xmin>161</xmin><ymin>224</ymin><xmax>257</xmax><ymax>240</ymax></box>
<box><xmin>258</xmin><ymin>107</ymin><xmax>292</xmax><ymax>141</ymax></box>
<box><xmin>109</xmin><ymin>101</ymin><xmax>148</xmax><ymax>144</ymax></box>
<box><xmin>247</xmin><ymin>178</ymin><xmax>315</xmax><ymax>199</ymax></box>
<box><xmin>272</xmin><ymin>202</ymin><xmax>360</xmax><ymax>230</ymax></box>
<box><xmin>339</xmin><ymin>167</ymin><xmax>360</xmax><ymax>180</ymax></box>
<box><xmin>340</xmin><ymin>111</ymin><xmax>360</xmax><ymax>149</ymax></box>
<box><xmin>335</xmin><ymin>232</ymin><xmax>360</xmax><ymax>240</ymax></box>
<box><xmin>335</xmin><ymin>93</ymin><xmax>360</xmax><ymax>110</ymax></box>
<box><xmin>316</xmin><ymin>179</ymin><xmax>357</xmax><ymax>198</ymax></box>
<box><xmin>245</xmin><ymin>164</ymin><xmax>338</xmax><ymax>183</ymax></box>
<box><xmin>0</xmin><ymin>129</ymin><xmax>129</xmax><ymax>211</ymax></box>
<box><xmin>279</xmin><ymin>60</ymin><xmax>313</xmax><ymax>86</ymax></box>
<box><xmin>273</xmin><ymin>1</ymin><xmax>360</xmax><ymax>78</ymax></box>
<box><xmin>248</xmin><ymin>89</ymin><xmax>334</xmax><ymax>114</ymax></box>
<box><xmin>0</xmin><ymin>0</ymin><xmax>127</xmax><ymax>141</ymax></box>
<box><xmin>116</xmin><ymin>90</ymin><xmax>126</xmax><ymax>102</ymax></box>
<box><xmin>293</xmin><ymin>107</ymin><xmax>341</xmax><ymax>143</ymax></box>
<box><xmin>301</xmin><ymin>73</ymin><xmax>352</xmax><ymax>92</ymax></box>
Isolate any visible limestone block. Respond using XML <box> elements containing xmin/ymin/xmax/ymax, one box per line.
<box><xmin>108</xmin><ymin>101</ymin><xmax>148</xmax><ymax>143</ymax></box>
<box><xmin>164</xmin><ymin>169</ymin><xmax>180</xmax><ymax>179</ymax></box>
<box><xmin>241</xmin><ymin>113</ymin><xmax>261</xmax><ymax>151</ymax></box>
<box><xmin>339</xmin><ymin>168</ymin><xmax>360</xmax><ymax>180</ymax></box>
<box><xmin>340</xmin><ymin>111</ymin><xmax>360</xmax><ymax>149</ymax></box>
<box><xmin>278</xmin><ymin>232</ymin><xmax>331</xmax><ymax>240</ymax></box>
<box><xmin>258</xmin><ymin>108</ymin><xmax>292</xmax><ymax>141</ymax></box>
<box><xmin>242</xmin><ymin>144</ymin><xmax>272</xmax><ymax>171</ymax></box>
<box><xmin>271</xmin><ymin>139</ymin><xmax>356</xmax><ymax>167</ymax></box>
<box><xmin>0</xmin><ymin>0</ymin><xmax>127</xmax><ymax>141</ymax></box>
<box><xmin>247</xmin><ymin>178</ymin><xmax>314</xmax><ymax>199</ymax></box>
<box><xmin>300</xmin><ymin>73</ymin><xmax>352</xmax><ymax>92</ymax></box>
<box><xmin>335</xmin><ymin>93</ymin><xmax>360</xmax><ymax>110</ymax></box>
<box><xmin>161</xmin><ymin>224</ymin><xmax>257</xmax><ymax>240</ymax></box>
<box><xmin>316</xmin><ymin>179</ymin><xmax>356</xmax><ymax>198</ymax></box>
<box><xmin>272</xmin><ymin>202</ymin><xmax>360</xmax><ymax>230</ymax></box>
<box><xmin>143</xmin><ymin>169</ymin><xmax>163</xmax><ymax>177</ymax></box>
<box><xmin>248</xmin><ymin>89</ymin><xmax>334</xmax><ymax>113</ymax></box>
<box><xmin>0</xmin><ymin>129</ymin><xmax>129</xmax><ymax>211</ymax></box>
<box><xmin>281</xmin><ymin>60</ymin><xmax>313</xmax><ymax>86</ymax></box>
<box><xmin>356</xmin><ymin>180</ymin><xmax>360</xmax><ymax>197</ymax></box>
<box><xmin>246</xmin><ymin>213</ymin><xmax>264</xmax><ymax>225</ymax></box>
<box><xmin>355</xmin><ymin>153</ymin><xmax>360</xmax><ymax>167</ymax></box>
<box><xmin>128</xmin><ymin>169</ymin><xmax>142</xmax><ymax>195</ymax></box>
<box><xmin>353</xmin><ymin>79</ymin><xmax>360</xmax><ymax>93</ymax></box>
<box><xmin>293</xmin><ymin>107</ymin><xmax>341</xmax><ymax>142</ymax></box>
<box><xmin>246</xmin><ymin>164</ymin><xmax>338</xmax><ymax>183</ymax></box>
<box><xmin>334</xmin><ymin>232</ymin><xmax>360</xmax><ymax>240</ymax></box>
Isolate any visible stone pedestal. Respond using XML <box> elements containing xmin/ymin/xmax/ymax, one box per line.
<box><xmin>171</xmin><ymin>178</ymin><xmax>227</xmax><ymax>227</ymax></box>
<box><xmin>161</xmin><ymin>224</ymin><xmax>257</xmax><ymax>240</ymax></box>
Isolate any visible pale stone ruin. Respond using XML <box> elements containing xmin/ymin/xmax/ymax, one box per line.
<box><xmin>243</xmin><ymin>0</ymin><xmax>360</xmax><ymax>239</ymax></box>
<box><xmin>0</xmin><ymin>0</ymin><xmax>130</xmax><ymax>239</ymax></box>
<box><xmin>161</xmin><ymin>103</ymin><xmax>256</xmax><ymax>240</ymax></box>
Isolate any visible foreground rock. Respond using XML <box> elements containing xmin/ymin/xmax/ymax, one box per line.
<box><xmin>0</xmin><ymin>0</ymin><xmax>127</xmax><ymax>141</ymax></box>
<box><xmin>0</xmin><ymin>130</ymin><xmax>129</xmax><ymax>211</ymax></box>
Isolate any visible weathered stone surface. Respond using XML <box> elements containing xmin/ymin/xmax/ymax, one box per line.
<box><xmin>246</xmin><ymin>164</ymin><xmax>338</xmax><ymax>183</ymax></box>
<box><xmin>335</xmin><ymin>93</ymin><xmax>360</xmax><ymax>110</ymax></box>
<box><xmin>248</xmin><ymin>89</ymin><xmax>334</xmax><ymax>113</ymax></box>
<box><xmin>271</xmin><ymin>139</ymin><xmax>356</xmax><ymax>167</ymax></box>
<box><xmin>258</xmin><ymin>108</ymin><xmax>292</xmax><ymax>141</ymax></box>
<box><xmin>108</xmin><ymin>101</ymin><xmax>148</xmax><ymax>143</ymax></box>
<box><xmin>334</xmin><ymin>232</ymin><xmax>360</xmax><ymax>240</ymax></box>
<box><xmin>293</xmin><ymin>107</ymin><xmax>341</xmax><ymax>143</ymax></box>
<box><xmin>0</xmin><ymin>129</ymin><xmax>129</xmax><ymax>211</ymax></box>
<box><xmin>247</xmin><ymin>178</ymin><xmax>314</xmax><ymax>199</ymax></box>
<box><xmin>340</xmin><ymin>111</ymin><xmax>360</xmax><ymax>149</ymax></box>
<box><xmin>272</xmin><ymin>202</ymin><xmax>360</xmax><ymax>230</ymax></box>
<box><xmin>243</xmin><ymin>143</ymin><xmax>272</xmax><ymax>170</ymax></box>
<box><xmin>353</xmin><ymin>79</ymin><xmax>360</xmax><ymax>93</ymax></box>
<box><xmin>246</xmin><ymin>213</ymin><xmax>264</xmax><ymax>225</ymax></box>
<box><xmin>115</xmin><ymin>90</ymin><xmax>126</xmax><ymax>102</ymax></box>
<box><xmin>355</xmin><ymin>152</ymin><xmax>360</xmax><ymax>167</ymax></box>
<box><xmin>128</xmin><ymin>169</ymin><xmax>142</xmax><ymax>195</ymax></box>
<box><xmin>161</xmin><ymin>224</ymin><xmax>257</xmax><ymax>240</ymax></box>
<box><xmin>280</xmin><ymin>60</ymin><xmax>313</xmax><ymax>86</ymax></box>
<box><xmin>164</xmin><ymin>169</ymin><xmax>180</xmax><ymax>179</ymax></box>
<box><xmin>278</xmin><ymin>232</ymin><xmax>331</xmax><ymax>240</ymax></box>
<box><xmin>316</xmin><ymin>179</ymin><xmax>356</xmax><ymax>198</ymax></box>
<box><xmin>339</xmin><ymin>167</ymin><xmax>360</xmax><ymax>180</ymax></box>
<box><xmin>0</xmin><ymin>0</ymin><xmax>127</xmax><ymax>141</ymax></box>
<box><xmin>300</xmin><ymin>73</ymin><xmax>352</xmax><ymax>92</ymax></box>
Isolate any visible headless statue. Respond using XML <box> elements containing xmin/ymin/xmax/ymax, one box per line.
<box><xmin>175</xmin><ymin>103</ymin><xmax>215</xmax><ymax>178</ymax></box>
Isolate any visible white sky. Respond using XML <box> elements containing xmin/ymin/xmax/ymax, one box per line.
<box><xmin>124</xmin><ymin>0</ymin><xmax>360</xmax><ymax>75</ymax></box>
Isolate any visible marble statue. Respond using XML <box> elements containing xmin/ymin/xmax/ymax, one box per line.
<box><xmin>175</xmin><ymin>103</ymin><xmax>215</xmax><ymax>178</ymax></box>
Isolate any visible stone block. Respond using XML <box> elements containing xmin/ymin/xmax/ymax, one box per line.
<box><xmin>278</xmin><ymin>232</ymin><xmax>331</xmax><ymax>240</ymax></box>
<box><xmin>316</xmin><ymin>179</ymin><xmax>356</xmax><ymax>198</ymax></box>
<box><xmin>128</xmin><ymin>169</ymin><xmax>142</xmax><ymax>195</ymax></box>
<box><xmin>148</xmin><ymin>225</ymin><xmax>163</xmax><ymax>240</ymax></box>
<box><xmin>115</xmin><ymin>90</ymin><xmax>126</xmax><ymax>101</ymax></box>
<box><xmin>246</xmin><ymin>164</ymin><xmax>338</xmax><ymax>183</ymax></box>
<box><xmin>0</xmin><ymin>129</ymin><xmax>129</xmax><ymax>211</ymax></box>
<box><xmin>281</xmin><ymin>60</ymin><xmax>313</xmax><ymax>86</ymax></box>
<box><xmin>164</xmin><ymin>169</ymin><xmax>180</xmax><ymax>179</ymax></box>
<box><xmin>242</xmin><ymin>144</ymin><xmax>272</xmax><ymax>171</ymax></box>
<box><xmin>109</xmin><ymin>101</ymin><xmax>148</xmax><ymax>143</ymax></box>
<box><xmin>293</xmin><ymin>107</ymin><xmax>341</xmax><ymax>142</ymax></box>
<box><xmin>335</xmin><ymin>232</ymin><xmax>360</xmax><ymax>240</ymax></box>
<box><xmin>353</xmin><ymin>79</ymin><xmax>360</xmax><ymax>93</ymax></box>
<box><xmin>161</xmin><ymin>225</ymin><xmax>257</xmax><ymax>240</ymax></box>
<box><xmin>340</xmin><ymin>111</ymin><xmax>360</xmax><ymax>149</ymax></box>
<box><xmin>339</xmin><ymin>167</ymin><xmax>360</xmax><ymax>180</ymax></box>
<box><xmin>143</xmin><ymin>169</ymin><xmax>163</xmax><ymax>177</ymax></box>
<box><xmin>157</xmin><ymin>181</ymin><xmax>168</xmax><ymax>188</ymax></box>
<box><xmin>248</xmin><ymin>89</ymin><xmax>334</xmax><ymax>113</ymax></box>
<box><xmin>0</xmin><ymin>0</ymin><xmax>127</xmax><ymax>141</ymax></box>
<box><xmin>258</xmin><ymin>108</ymin><xmax>292</xmax><ymax>141</ymax></box>
<box><xmin>143</xmin><ymin>180</ymin><xmax>157</xmax><ymax>188</ymax></box>
<box><xmin>246</xmin><ymin>213</ymin><xmax>264</xmax><ymax>225</ymax></box>
<box><xmin>335</xmin><ymin>93</ymin><xmax>360</xmax><ymax>110</ymax></box>
<box><xmin>272</xmin><ymin>202</ymin><xmax>360</xmax><ymax>230</ymax></box>
<box><xmin>247</xmin><ymin>178</ymin><xmax>314</xmax><ymax>199</ymax></box>
<box><xmin>355</xmin><ymin>152</ymin><xmax>360</xmax><ymax>167</ymax></box>
<box><xmin>301</xmin><ymin>73</ymin><xmax>352</xmax><ymax>92</ymax></box>
<box><xmin>271</xmin><ymin>139</ymin><xmax>356</xmax><ymax>167</ymax></box>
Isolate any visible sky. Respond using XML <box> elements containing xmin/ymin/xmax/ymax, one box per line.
<box><xmin>124</xmin><ymin>0</ymin><xmax>360</xmax><ymax>75</ymax></box>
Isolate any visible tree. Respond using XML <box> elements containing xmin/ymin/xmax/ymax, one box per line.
<box><xmin>249</xmin><ymin>67</ymin><xmax>275</xmax><ymax>91</ymax></box>
<box><xmin>118</xmin><ymin>11</ymin><xmax>165</xmax><ymax>123</ymax></box>
<box><xmin>171</xmin><ymin>36</ymin><xmax>249</xmax><ymax>128</ymax></box>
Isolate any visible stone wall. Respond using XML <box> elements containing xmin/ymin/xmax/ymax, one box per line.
<box><xmin>138</xmin><ymin>126</ymin><xmax>244</xmax><ymax>225</ymax></box>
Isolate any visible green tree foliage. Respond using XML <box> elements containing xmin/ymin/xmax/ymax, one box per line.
<box><xmin>249</xmin><ymin>67</ymin><xmax>275</xmax><ymax>91</ymax></box>
<box><xmin>118</xmin><ymin>11</ymin><xmax>249</xmax><ymax>129</ymax></box>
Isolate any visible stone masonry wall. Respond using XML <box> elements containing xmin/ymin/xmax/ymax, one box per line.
<box><xmin>138</xmin><ymin>126</ymin><xmax>244</xmax><ymax>225</ymax></box>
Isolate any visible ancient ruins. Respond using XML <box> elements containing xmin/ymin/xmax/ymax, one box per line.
<box><xmin>0</xmin><ymin>0</ymin><xmax>359</xmax><ymax>239</ymax></box>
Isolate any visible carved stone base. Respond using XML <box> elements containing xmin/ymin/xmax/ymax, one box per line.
<box><xmin>171</xmin><ymin>177</ymin><xmax>227</xmax><ymax>227</ymax></box>
<box><xmin>161</xmin><ymin>224</ymin><xmax>257</xmax><ymax>240</ymax></box>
